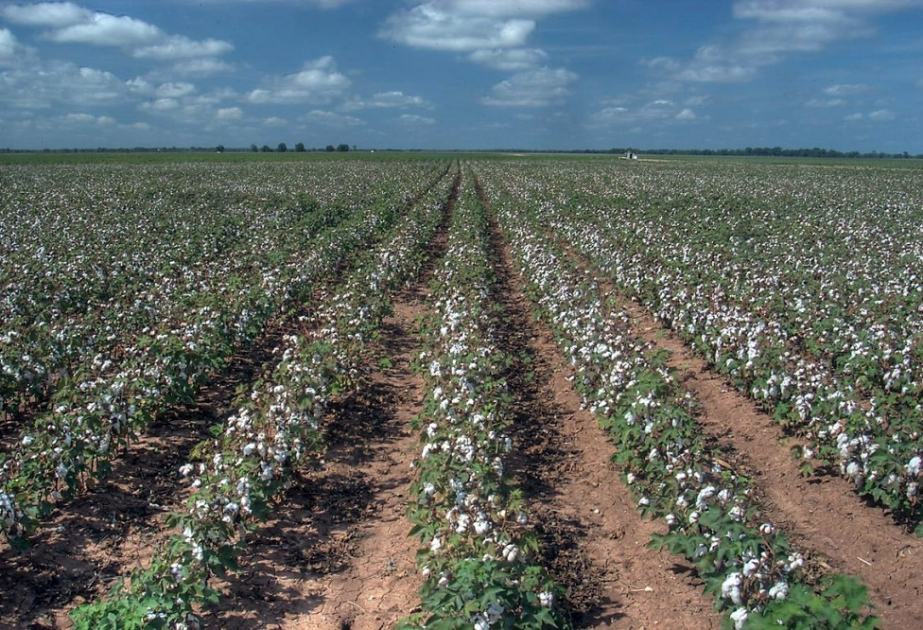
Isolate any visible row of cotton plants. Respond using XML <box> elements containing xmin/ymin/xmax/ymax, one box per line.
<box><xmin>0</xmin><ymin>163</ymin><xmax>451</xmax><ymax>542</ymax></box>
<box><xmin>69</xmin><ymin>165</ymin><xmax>455</xmax><ymax>630</ymax></box>
<box><xmin>399</xmin><ymin>177</ymin><xmax>569</xmax><ymax>630</ymax></box>
<box><xmin>530</xmin><ymin>174</ymin><xmax>923</xmax><ymax>535</ymax></box>
<box><xmin>475</xmin><ymin>159</ymin><xmax>923</xmax><ymax>535</ymax></box>
<box><xmin>0</xmin><ymin>160</ymin><xmax>417</xmax><ymax>414</ymax></box>
<box><xmin>483</xmin><ymin>179</ymin><xmax>877</xmax><ymax>630</ymax></box>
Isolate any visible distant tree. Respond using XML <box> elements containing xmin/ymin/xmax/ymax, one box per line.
<box><xmin>325</xmin><ymin>144</ymin><xmax>335</xmax><ymax>152</ymax></box>
<box><xmin>250</xmin><ymin>143</ymin><xmax>258</xmax><ymax>152</ymax></box>
<box><xmin>260</xmin><ymin>144</ymin><xmax>272</xmax><ymax>152</ymax></box>
<box><xmin>352</xmin><ymin>144</ymin><xmax>357</xmax><ymax>151</ymax></box>
<box><xmin>295</xmin><ymin>142</ymin><xmax>306</xmax><ymax>153</ymax></box>
<box><xmin>277</xmin><ymin>142</ymin><xmax>287</xmax><ymax>153</ymax></box>
<box><xmin>337</xmin><ymin>143</ymin><xmax>350</xmax><ymax>152</ymax></box>
<box><xmin>216</xmin><ymin>144</ymin><xmax>225</xmax><ymax>153</ymax></box>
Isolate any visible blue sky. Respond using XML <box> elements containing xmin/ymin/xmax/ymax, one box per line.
<box><xmin>1</xmin><ymin>0</ymin><xmax>921</xmax><ymax>152</ymax></box>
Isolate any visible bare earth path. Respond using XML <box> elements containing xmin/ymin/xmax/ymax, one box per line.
<box><xmin>483</xmin><ymin>194</ymin><xmax>721</xmax><ymax>629</ymax></box>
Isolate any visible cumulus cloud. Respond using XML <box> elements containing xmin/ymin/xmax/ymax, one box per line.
<box><xmin>397</xmin><ymin>113</ymin><xmax>436</xmax><ymax>125</ymax></box>
<box><xmin>469</xmin><ymin>47</ymin><xmax>548</xmax><ymax>70</ymax></box>
<box><xmin>216</xmin><ymin>106</ymin><xmax>243</xmax><ymax>120</ymax></box>
<box><xmin>245</xmin><ymin>56</ymin><xmax>351</xmax><ymax>104</ymax></box>
<box><xmin>0</xmin><ymin>27</ymin><xmax>33</xmax><ymax>66</ymax></box>
<box><xmin>1</xmin><ymin>2</ymin><xmax>233</xmax><ymax>61</ymax></box>
<box><xmin>171</xmin><ymin>58</ymin><xmax>234</xmax><ymax>76</ymax></box>
<box><xmin>342</xmin><ymin>91</ymin><xmax>432</xmax><ymax>110</ymax></box>
<box><xmin>824</xmin><ymin>83</ymin><xmax>869</xmax><ymax>96</ymax></box>
<box><xmin>648</xmin><ymin>1</ymin><xmax>923</xmax><ymax>83</ymax></box>
<box><xmin>380</xmin><ymin>0</ymin><xmax>585</xmax><ymax>51</ymax></box>
<box><xmin>156</xmin><ymin>82</ymin><xmax>196</xmax><ymax>98</ymax></box>
<box><xmin>590</xmin><ymin>98</ymin><xmax>706</xmax><ymax>128</ymax></box>
<box><xmin>1</xmin><ymin>60</ymin><xmax>126</xmax><ymax>108</ymax></box>
<box><xmin>869</xmin><ymin>108</ymin><xmax>896</xmax><ymax>120</ymax></box>
<box><xmin>302</xmin><ymin>109</ymin><xmax>364</xmax><ymax>126</ymax></box>
<box><xmin>805</xmin><ymin>97</ymin><xmax>846</xmax><ymax>107</ymax></box>
<box><xmin>381</xmin><ymin>5</ymin><xmax>533</xmax><ymax>51</ymax></box>
<box><xmin>481</xmin><ymin>67</ymin><xmax>577</xmax><ymax>107</ymax></box>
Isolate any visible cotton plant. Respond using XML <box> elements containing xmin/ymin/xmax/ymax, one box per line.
<box><xmin>483</xmin><ymin>176</ymin><xmax>877</xmax><ymax>630</ymax></box>
<box><xmin>401</xmin><ymin>179</ymin><xmax>568</xmax><ymax>630</ymax></box>
<box><xmin>69</xmin><ymin>166</ymin><xmax>454</xmax><ymax>629</ymax></box>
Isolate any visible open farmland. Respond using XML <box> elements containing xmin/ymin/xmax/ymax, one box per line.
<box><xmin>1</xmin><ymin>155</ymin><xmax>922</xmax><ymax>629</ymax></box>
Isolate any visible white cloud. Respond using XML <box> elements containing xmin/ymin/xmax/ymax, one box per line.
<box><xmin>216</xmin><ymin>107</ymin><xmax>243</xmax><ymax>120</ymax></box>
<box><xmin>2</xmin><ymin>2</ymin><xmax>233</xmax><ymax>61</ymax></box>
<box><xmin>653</xmin><ymin>1</ymin><xmax>923</xmax><ymax>83</ymax></box>
<box><xmin>171</xmin><ymin>58</ymin><xmax>234</xmax><ymax>76</ymax></box>
<box><xmin>674</xmin><ymin>45</ymin><xmax>758</xmax><ymax>83</ymax></box>
<box><xmin>869</xmin><ymin>108</ymin><xmax>896</xmax><ymax>120</ymax></box>
<box><xmin>63</xmin><ymin>112</ymin><xmax>115</xmax><ymax>125</ymax></box>
<box><xmin>844</xmin><ymin>112</ymin><xmax>864</xmax><ymax>120</ymax></box>
<box><xmin>469</xmin><ymin>47</ymin><xmax>548</xmax><ymax>70</ymax></box>
<box><xmin>824</xmin><ymin>83</ymin><xmax>869</xmax><ymax>96</ymax></box>
<box><xmin>0</xmin><ymin>27</ymin><xmax>32</xmax><ymax>66</ymax></box>
<box><xmin>47</xmin><ymin>13</ymin><xmax>162</xmax><ymax>47</ymax></box>
<box><xmin>302</xmin><ymin>109</ymin><xmax>364</xmax><ymax>126</ymax></box>
<box><xmin>156</xmin><ymin>82</ymin><xmax>196</xmax><ymax>98</ymax></box>
<box><xmin>245</xmin><ymin>56</ymin><xmax>351</xmax><ymax>104</ymax></box>
<box><xmin>263</xmin><ymin>116</ymin><xmax>288</xmax><ymax>127</ymax></box>
<box><xmin>397</xmin><ymin>113</ymin><xmax>436</xmax><ymax>125</ymax></box>
<box><xmin>0</xmin><ymin>2</ymin><xmax>91</xmax><ymax>27</ymax></box>
<box><xmin>133</xmin><ymin>36</ymin><xmax>233</xmax><ymax>60</ymax></box>
<box><xmin>590</xmin><ymin>98</ymin><xmax>707</xmax><ymax>127</ymax></box>
<box><xmin>381</xmin><ymin>5</ymin><xmax>534</xmax><ymax>51</ymax></box>
<box><xmin>141</xmin><ymin>98</ymin><xmax>181</xmax><ymax>112</ymax></box>
<box><xmin>481</xmin><ymin>67</ymin><xmax>577</xmax><ymax>107</ymax></box>
<box><xmin>342</xmin><ymin>91</ymin><xmax>432</xmax><ymax>110</ymax></box>
<box><xmin>1</xmin><ymin>60</ymin><xmax>126</xmax><ymax>108</ymax></box>
<box><xmin>805</xmin><ymin>98</ymin><xmax>846</xmax><ymax>107</ymax></box>
<box><xmin>380</xmin><ymin>0</ymin><xmax>586</xmax><ymax>52</ymax></box>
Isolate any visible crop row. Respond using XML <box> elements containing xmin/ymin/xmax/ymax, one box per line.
<box><xmin>400</xmin><ymin>174</ymin><xmax>567</xmax><ymax>629</ymax></box>
<box><xmin>0</xmin><ymin>162</ymin><xmax>451</xmax><ymax>541</ymax></box>
<box><xmin>0</xmin><ymin>161</ymin><xmax>421</xmax><ymax>413</ymax></box>
<box><xmin>482</xmin><ymin>173</ymin><xmax>877</xmax><ymax>630</ymax></box>
<box><xmin>478</xmin><ymin>160</ymin><xmax>923</xmax><ymax>533</ymax></box>
<box><xmin>69</xmin><ymin>164</ymin><xmax>456</xmax><ymax>629</ymax></box>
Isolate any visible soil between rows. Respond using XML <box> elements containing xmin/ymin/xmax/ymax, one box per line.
<box><xmin>558</xmin><ymin>243</ymin><xmax>923</xmax><ymax>629</ymax></box>
<box><xmin>0</xmin><ymin>315</ymin><xmax>294</xmax><ymax>629</ymax></box>
<box><xmin>480</xmin><ymin>184</ymin><xmax>721</xmax><ymax>629</ymax></box>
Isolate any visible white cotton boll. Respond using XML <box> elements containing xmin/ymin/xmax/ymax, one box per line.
<box><xmin>665</xmin><ymin>513</ymin><xmax>676</xmax><ymax>527</ymax></box>
<box><xmin>768</xmin><ymin>581</ymin><xmax>789</xmax><ymax>600</ymax></box>
<box><xmin>430</xmin><ymin>536</ymin><xmax>442</xmax><ymax>554</ymax></box>
<box><xmin>472</xmin><ymin>616</ymin><xmax>489</xmax><ymax>630</ymax></box>
<box><xmin>696</xmin><ymin>485</ymin><xmax>716</xmax><ymax>509</ymax></box>
<box><xmin>906</xmin><ymin>456</ymin><xmax>922</xmax><ymax>477</ymax></box>
<box><xmin>721</xmin><ymin>572</ymin><xmax>743</xmax><ymax>605</ymax></box>
<box><xmin>626</xmin><ymin>472</ymin><xmax>637</xmax><ymax>484</ymax></box>
<box><xmin>21</xmin><ymin>435</ymin><xmax>33</xmax><ymax>447</ymax></box>
<box><xmin>730</xmin><ymin>607</ymin><xmax>748</xmax><ymax>630</ymax></box>
<box><xmin>539</xmin><ymin>591</ymin><xmax>554</xmax><ymax>608</ymax></box>
<box><xmin>502</xmin><ymin>544</ymin><xmax>520</xmax><ymax>562</ymax></box>
<box><xmin>743</xmin><ymin>558</ymin><xmax>761</xmax><ymax>577</ymax></box>
<box><xmin>455</xmin><ymin>513</ymin><xmax>471</xmax><ymax>533</ymax></box>
<box><xmin>759</xmin><ymin>523</ymin><xmax>775</xmax><ymax>536</ymax></box>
